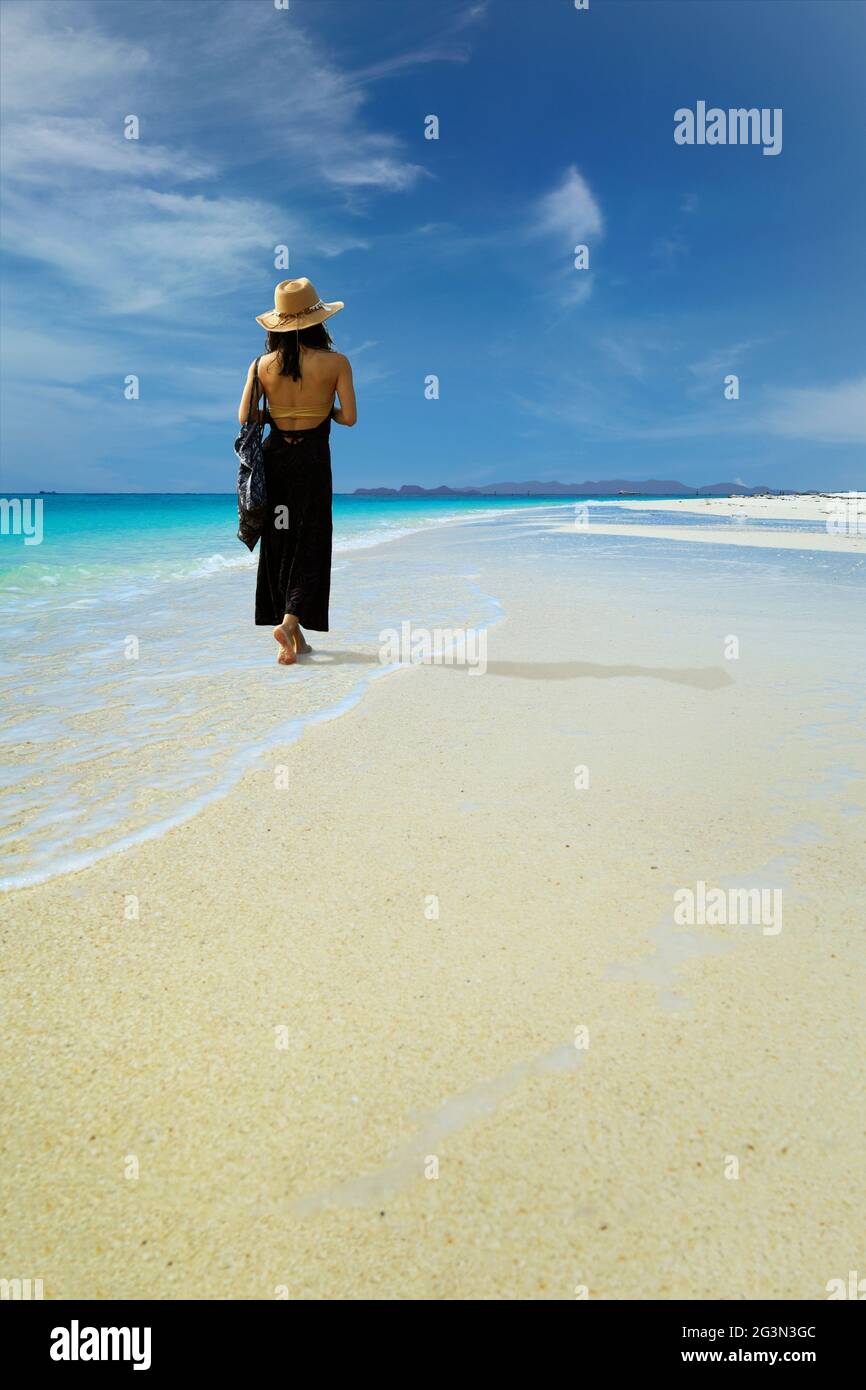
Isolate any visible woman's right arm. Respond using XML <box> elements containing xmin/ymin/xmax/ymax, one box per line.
<box><xmin>331</xmin><ymin>355</ymin><xmax>357</xmax><ymax>427</ymax></box>
<box><xmin>237</xmin><ymin>359</ymin><xmax>264</xmax><ymax>425</ymax></box>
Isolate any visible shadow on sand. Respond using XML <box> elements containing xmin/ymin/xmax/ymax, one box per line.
<box><xmin>481</xmin><ymin>660</ymin><xmax>733</xmax><ymax>690</ymax></box>
<box><xmin>312</xmin><ymin>651</ymin><xmax>733</xmax><ymax>690</ymax></box>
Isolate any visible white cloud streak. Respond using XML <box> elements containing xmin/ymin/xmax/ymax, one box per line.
<box><xmin>526</xmin><ymin>166</ymin><xmax>604</xmax><ymax>309</ymax></box>
<box><xmin>530</xmin><ymin>166</ymin><xmax>604</xmax><ymax>244</ymax></box>
<box><xmin>0</xmin><ymin>0</ymin><xmax>458</xmax><ymax>320</ymax></box>
<box><xmin>761</xmin><ymin>377</ymin><xmax>866</xmax><ymax>445</ymax></box>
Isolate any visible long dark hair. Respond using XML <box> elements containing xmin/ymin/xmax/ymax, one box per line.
<box><xmin>266</xmin><ymin>323</ymin><xmax>333</xmax><ymax>381</ymax></box>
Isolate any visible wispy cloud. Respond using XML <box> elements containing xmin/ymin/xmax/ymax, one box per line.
<box><xmin>1</xmin><ymin>179</ymin><xmax>363</xmax><ymax>317</ymax></box>
<box><xmin>181</xmin><ymin>0</ymin><xmax>440</xmax><ymax>198</ymax></box>
<box><xmin>651</xmin><ymin>233</ymin><xmax>689</xmax><ymax>271</ymax></box>
<box><xmin>0</xmin><ymin>2</ymin><xmax>375</xmax><ymax>320</ymax></box>
<box><xmin>530</xmin><ymin>165</ymin><xmax>604</xmax><ymax>245</ymax></box>
<box><xmin>2</xmin><ymin>116</ymin><xmax>215</xmax><ymax>181</ymax></box>
<box><xmin>513</xmin><ymin>343</ymin><xmax>866</xmax><ymax>449</ymax></box>
<box><xmin>686</xmin><ymin>339</ymin><xmax>768</xmax><ymax>395</ymax></box>
<box><xmin>526</xmin><ymin>166</ymin><xmax>604</xmax><ymax>308</ymax></box>
<box><xmin>348</xmin><ymin>0</ymin><xmax>488</xmax><ymax>84</ymax></box>
<box><xmin>0</xmin><ymin>1</ymin><xmax>150</xmax><ymax>115</ymax></box>
<box><xmin>598</xmin><ymin>335</ymin><xmax>652</xmax><ymax>381</ymax></box>
<box><xmin>761</xmin><ymin>376</ymin><xmax>866</xmax><ymax>444</ymax></box>
<box><xmin>0</xmin><ymin>0</ymin><xmax>470</xmax><ymax>319</ymax></box>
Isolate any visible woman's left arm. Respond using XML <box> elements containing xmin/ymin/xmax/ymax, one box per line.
<box><xmin>237</xmin><ymin>360</ymin><xmax>264</xmax><ymax>425</ymax></box>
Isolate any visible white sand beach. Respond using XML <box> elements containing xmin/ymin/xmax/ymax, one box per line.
<box><xmin>559</xmin><ymin>524</ymin><xmax>865</xmax><ymax>553</ymax></box>
<box><xmin>607</xmin><ymin>492</ymin><xmax>866</xmax><ymax>524</ymax></box>
<box><xmin>2</xmin><ymin>507</ymin><xmax>863</xmax><ymax>1300</ymax></box>
<box><xmin>565</xmin><ymin>493</ymin><xmax>866</xmax><ymax>554</ymax></box>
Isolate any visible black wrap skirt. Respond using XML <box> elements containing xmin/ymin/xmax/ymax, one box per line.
<box><xmin>255</xmin><ymin>415</ymin><xmax>333</xmax><ymax>631</ymax></box>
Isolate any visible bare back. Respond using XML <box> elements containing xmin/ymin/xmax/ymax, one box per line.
<box><xmin>259</xmin><ymin>347</ymin><xmax>343</xmax><ymax>430</ymax></box>
<box><xmin>238</xmin><ymin>344</ymin><xmax>356</xmax><ymax>432</ymax></box>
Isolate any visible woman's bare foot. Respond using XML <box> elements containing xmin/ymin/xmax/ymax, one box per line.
<box><xmin>295</xmin><ymin>626</ymin><xmax>312</xmax><ymax>654</ymax></box>
<box><xmin>273</xmin><ymin>620</ymin><xmax>299</xmax><ymax>665</ymax></box>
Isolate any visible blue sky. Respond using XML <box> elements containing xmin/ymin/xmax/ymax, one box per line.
<box><xmin>1</xmin><ymin>0</ymin><xmax>864</xmax><ymax>493</ymax></box>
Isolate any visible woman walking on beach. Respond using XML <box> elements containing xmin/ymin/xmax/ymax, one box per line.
<box><xmin>238</xmin><ymin>278</ymin><xmax>356</xmax><ymax>665</ymax></box>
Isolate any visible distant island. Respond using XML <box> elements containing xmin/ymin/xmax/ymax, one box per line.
<box><xmin>352</xmin><ymin>479</ymin><xmax>782</xmax><ymax>498</ymax></box>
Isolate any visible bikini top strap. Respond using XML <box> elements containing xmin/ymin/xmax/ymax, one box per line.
<box><xmin>249</xmin><ymin>355</ymin><xmax>267</xmax><ymax>425</ymax></box>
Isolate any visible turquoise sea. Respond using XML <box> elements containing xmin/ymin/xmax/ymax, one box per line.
<box><xmin>1</xmin><ymin>493</ymin><xmax>859</xmax><ymax>892</ymax></box>
<box><xmin>0</xmin><ymin>490</ymin><xmax>832</xmax><ymax>605</ymax></box>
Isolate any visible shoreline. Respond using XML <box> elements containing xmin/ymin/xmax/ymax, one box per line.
<box><xmin>0</xmin><ymin>516</ymin><xmax>507</xmax><ymax>895</ymax></box>
<box><xmin>3</xmin><ymin>492</ymin><xmax>860</xmax><ymax>897</ymax></box>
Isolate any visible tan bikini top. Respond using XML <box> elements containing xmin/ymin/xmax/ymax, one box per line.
<box><xmin>266</xmin><ymin>396</ymin><xmax>334</xmax><ymax>420</ymax></box>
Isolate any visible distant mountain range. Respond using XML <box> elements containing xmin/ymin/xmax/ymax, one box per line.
<box><xmin>352</xmin><ymin>479</ymin><xmax>782</xmax><ymax>498</ymax></box>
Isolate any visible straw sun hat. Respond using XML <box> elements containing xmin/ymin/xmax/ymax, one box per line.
<box><xmin>255</xmin><ymin>277</ymin><xmax>344</xmax><ymax>332</ymax></box>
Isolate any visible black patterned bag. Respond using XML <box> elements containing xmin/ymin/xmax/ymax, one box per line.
<box><xmin>234</xmin><ymin>355</ymin><xmax>269</xmax><ymax>550</ymax></box>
